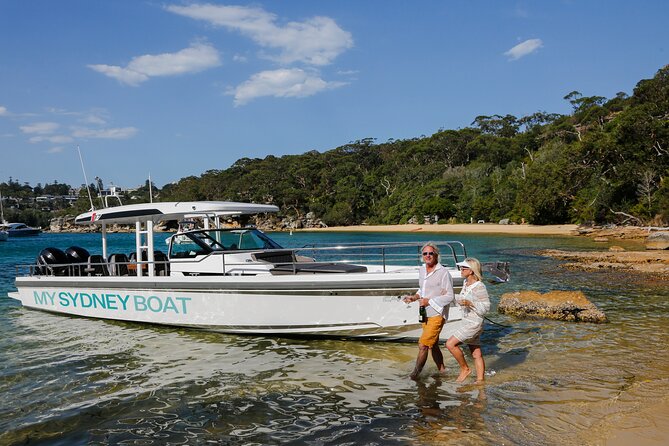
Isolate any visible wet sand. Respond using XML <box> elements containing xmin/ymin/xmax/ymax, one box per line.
<box><xmin>603</xmin><ymin>399</ymin><xmax>669</xmax><ymax>446</ymax></box>
<box><xmin>303</xmin><ymin>223</ymin><xmax>580</xmax><ymax>235</ymax></box>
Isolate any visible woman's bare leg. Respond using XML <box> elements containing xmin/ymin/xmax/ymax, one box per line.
<box><xmin>469</xmin><ymin>344</ymin><xmax>485</xmax><ymax>383</ymax></box>
<box><xmin>445</xmin><ymin>336</ymin><xmax>471</xmax><ymax>382</ymax></box>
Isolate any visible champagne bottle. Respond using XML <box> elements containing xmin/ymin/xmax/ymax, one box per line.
<box><xmin>419</xmin><ymin>305</ymin><xmax>427</xmax><ymax>323</ymax></box>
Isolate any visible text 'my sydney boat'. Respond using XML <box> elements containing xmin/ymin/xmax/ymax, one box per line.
<box><xmin>8</xmin><ymin>201</ymin><xmax>509</xmax><ymax>340</ymax></box>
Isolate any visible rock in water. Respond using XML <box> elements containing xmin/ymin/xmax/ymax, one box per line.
<box><xmin>646</xmin><ymin>232</ymin><xmax>669</xmax><ymax>250</ymax></box>
<box><xmin>498</xmin><ymin>290</ymin><xmax>608</xmax><ymax>323</ymax></box>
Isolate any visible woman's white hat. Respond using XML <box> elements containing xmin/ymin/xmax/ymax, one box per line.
<box><xmin>456</xmin><ymin>260</ymin><xmax>473</xmax><ymax>269</ymax></box>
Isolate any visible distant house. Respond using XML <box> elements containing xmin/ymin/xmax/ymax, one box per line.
<box><xmin>36</xmin><ymin>195</ymin><xmax>54</xmax><ymax>203</ymax></box>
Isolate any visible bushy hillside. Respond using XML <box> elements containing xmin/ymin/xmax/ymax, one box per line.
<box><xmin>161</xmin><ymin>66</ymin><xmax>669</xmax><ymax>226</ymax></box>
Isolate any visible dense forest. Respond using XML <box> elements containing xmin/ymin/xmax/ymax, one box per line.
<box><xmin>4</xmin><ymin>66</ymin><xmax>668</xmax><ymax>228</ymax></box>
<box><xmin>159</xmin><ymin>65</ymin><xmax>669</xmax><ymax>226</ymax></box>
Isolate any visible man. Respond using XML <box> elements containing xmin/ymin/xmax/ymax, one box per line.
<box><xmin>403</xmin><ymin>242</ymin><xmax>455</xmax><ymax>380</ymax></box>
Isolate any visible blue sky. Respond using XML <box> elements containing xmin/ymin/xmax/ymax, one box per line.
<box><xmin>1</xmin><ymin>1</ymin><xmax>668</xmax><ymax>189</ymax></box>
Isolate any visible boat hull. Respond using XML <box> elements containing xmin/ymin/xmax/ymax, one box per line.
<box><xmin>11</xmin><ymin>271</ymin><xmax>460</xmax><ymax>340</ymax></box>
<box><xmin>8</xmin><ymin>228</ymin><xmax>41</xmax><ymax>237</ymax></box>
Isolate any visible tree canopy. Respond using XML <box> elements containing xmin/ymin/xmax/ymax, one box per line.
<box><xmin>5</xmin><ymin>66</ymin><xmax>669</xmax><ymax>227</ymax></box>
<box><xmin>159</xmin><ymin>66</ymin><xmax>669</xmax><ymax>226</ymax></box>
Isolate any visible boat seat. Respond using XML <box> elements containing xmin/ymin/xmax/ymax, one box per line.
<box><xmin>128</xmin><ymin>252</ymin><xmax>148</xmax><ymax>276</ymax></box>
<box><xmin>270</xmin><ymin>262</ymin><xmax>368</xmax><ymax>275</ymax></box>
<box><xmin>108</xmin><ymin>253</ymin><xmax>130</xmax><ymax>276</ymax></box>
<box><xmin>154</xmin><ymin>250</ymin><xmax>170</xmax><ymax>276</ymax></box>
<box><xmin>85</xmin><ymin>254</ymin><xmax>109</xmax><ymax>276</ymax></box>
<box><xmin>252</xmin><ymin>250</ymin><xmax>296</xmax><ymax>264</ymax></box>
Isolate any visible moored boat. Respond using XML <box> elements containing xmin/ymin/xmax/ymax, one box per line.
<box><xmin>1</xmin><ymin>222</ymin><xmax>42</xmax><ymax>237</ymax></box>
<box><xmin>8</xmin><ymin>201</ymin><xmax>509</xmax><ymax>340</ymax></box>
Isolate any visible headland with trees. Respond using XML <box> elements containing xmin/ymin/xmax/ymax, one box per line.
<box><xmin>3</xmin><ymin>65</ymin><xmax>668</xmax><ymax>231</ymax></box>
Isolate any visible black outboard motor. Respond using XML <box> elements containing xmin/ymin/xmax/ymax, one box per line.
<box><xmin>65</xmin><ymin>246</ymin><xmax>90</xmax><ymax>276</ymax></box>
<box><xmin>36</xmin><ymin>247</ymin><xmax>70</xmax><ymax>276</ymax></box>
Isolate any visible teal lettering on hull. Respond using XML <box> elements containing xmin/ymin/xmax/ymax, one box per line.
<box><xmin>34</xmin><ymin>290</ymin><xmax>192</xmax><ymax>315</ymax></box>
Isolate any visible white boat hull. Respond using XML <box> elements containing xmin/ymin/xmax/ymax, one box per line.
<box><xmin>10</xmin><ymin>269</ymin><xmax>459</xmax><ymax>340</ymax></box>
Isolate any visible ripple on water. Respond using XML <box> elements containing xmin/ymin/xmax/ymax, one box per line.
<box><xmin>2</xmin><ymin>233</ymin><xmax>669</xmax><ymax>445</ymax></box>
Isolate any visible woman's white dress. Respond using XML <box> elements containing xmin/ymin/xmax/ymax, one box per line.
<box><xmin>442</xmin><ymin>280</ymin><xmax>490</xmax><ymax>345</ymax></box>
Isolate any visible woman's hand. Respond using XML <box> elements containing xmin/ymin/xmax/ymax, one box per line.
<box><xmin>460</xmin><ymin>299</ymin><xmax>473</xmax><ymax>308</ymax></box>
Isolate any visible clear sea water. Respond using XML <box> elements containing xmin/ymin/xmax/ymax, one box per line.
<box><xmin>1</xmin><ymin>231</ymin><xmax>667</xmax><ymax>445</ymax></box>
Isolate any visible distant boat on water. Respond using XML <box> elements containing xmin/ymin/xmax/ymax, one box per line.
<box><xmin>0</xmin><ymin>222</ymin><xmax>42</xmax><ymax>237</ymax></box>
<box><xmin>0</xmin><ymin>189</ymin><xmax>41</xmax><ymax>237</ymax></box>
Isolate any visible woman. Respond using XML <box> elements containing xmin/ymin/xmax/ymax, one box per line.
<box><xmin>403</xmin><ymin>243</ymin><xmax>454</xmax><ymax>380</ymax></box>
<box><xmin>445</xmin><ymin>257</ymin><xmax>490</xmax><ymax>383</ymax></box>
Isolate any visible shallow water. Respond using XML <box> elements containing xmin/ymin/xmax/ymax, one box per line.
<box><xmin>1</xmin><ymin>232</ymin><xmax>667</xmax><ymax>445</ymax></box>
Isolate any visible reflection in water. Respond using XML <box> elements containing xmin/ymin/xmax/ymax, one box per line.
<box><xmin>413</xmin><ymin>378</ymin><xmax>490</xmax><ymax>445</ymax></box>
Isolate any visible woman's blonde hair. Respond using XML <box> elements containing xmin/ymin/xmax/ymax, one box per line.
<box><xmin>464</xmin><ymin>257</ymin><xmax>483</xmax><ymax>281</ymax></box>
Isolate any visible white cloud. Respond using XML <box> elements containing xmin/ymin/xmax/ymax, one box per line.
<box><xmin>88</xmin><ymin>42</ymin><xmax>221</xmax><ymax>86</ymax></box>
<box><xmin>29</xmin><ymin>135</ymin><xmax>74</xmax><ymax>144</ymax></box>
<box><xmin>229</xmin><ymin>68</ymin><xmax>346</xmax><ymax>106</ymax></box>
<box><xmin>81</xmin><ymin>114</ymin><xmax>107</xmax><ymax>125</ymax></box>
<box><xmin>20</xmin><ymin>122</ymin><xmax>60</xmax><ymax>134</ymax></box>
<box><xmin>504</xmin><ymin>38</ymin><xmax>543</xmax><ymax>60</ymax></box>
<box><xmin>167</xmin><ymin>4</ymin><xmax>353</xmax><ymax>66</ymax></box>
<box><xmin>71</xmin><ymin>127</ymin><xmax>138</xmax><ymax>139</ymax></box>
<box><xmin>47</xmin><ymin>146</ymin><xmax>65</xmax><ymax>154</ymax></box>
<box><xmin>0</xmin><ymin>106</ymin><xmax>8</xmax><ymax>116</ymax></box>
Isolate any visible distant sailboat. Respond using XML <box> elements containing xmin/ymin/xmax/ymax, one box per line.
<box><xmin>0</xmin><ymin>190</ymin><xmax>8</xmax><ymax>241</ymax></box>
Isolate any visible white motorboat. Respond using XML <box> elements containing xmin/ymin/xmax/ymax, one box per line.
<box><xmin>1</xmin><ymin>222</ymin><xmax>42</xmax><ymax>237</ymax></box>
<box><xmin>8</xmin><ymin>201</ymin><xmax>509</xmax><ymax>340</ymax></box>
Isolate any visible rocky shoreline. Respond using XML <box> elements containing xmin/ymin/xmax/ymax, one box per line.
<box><xmin>498</xmin><ymin>290</ymin><xmax>608</xmax><ymax>323</ymax></box>
<box><xmin>571</xmin><ymin>224</ymin><xmax>669</xmax><ymax>241</ymax></box>
<box><xmin>539</xmin><ymin>248</ymin><xmax>669</xmax><ymax>279</ymax></box>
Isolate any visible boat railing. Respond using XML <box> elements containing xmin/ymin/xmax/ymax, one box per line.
<box><xmin>15</xmin><ymin>258</ymin><xmax>172</xmax><ymax>278</ymax></box>
<box><xmin>291</xmin><ymin>241</ymin><xmax>467</xmax><ymax>271</ymax></box>
<box><xmin>16</xmin><ymin>241</ymin><xmax>471</xmax><ymax>278</ymax></box>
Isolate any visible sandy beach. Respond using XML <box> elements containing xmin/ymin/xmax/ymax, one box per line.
<box><xmin>303</xmin><ymin>223</ymin><xmax>580</xmax><ymax>235</ymax></box>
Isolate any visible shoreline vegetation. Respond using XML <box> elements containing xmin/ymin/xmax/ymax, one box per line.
<box><xmin>300</xmin><ymin>223</ymin><xmax>580</xmax><ymax>235</ymax></box>
<box><xmin>6</xmin><ymin>67</ymin><xmax>669</xmax><ymax>233</ymax></box>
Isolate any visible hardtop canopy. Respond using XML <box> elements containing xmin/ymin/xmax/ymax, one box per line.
<box><xmin>75</xmin><ymin>201</ymin><xmax>279</xmax><ymax>225</ymax></box>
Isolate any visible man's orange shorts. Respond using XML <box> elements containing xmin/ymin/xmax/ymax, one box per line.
<box><xmin>419</xmin><ymin>315</ymin><xmax>445</xmax><ymax>347</ymax></box>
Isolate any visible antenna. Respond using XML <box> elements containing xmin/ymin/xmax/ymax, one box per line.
<box><xmin>148</xmin><ymin>173</ymin><xmax>153</xmax><ymax>203</ymax></box>
<box><xmin>77</xmin><ymin>145</ymin><xmax>95</xmax><ymax>211</ymax></box>
<box><xmin>0</xmin><ymin>187</ymin><xmax>5</xmax><ymax>224</ymax></box>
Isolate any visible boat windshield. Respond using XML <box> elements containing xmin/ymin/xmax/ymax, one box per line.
<box><xmin>169</xmin><ymin>228</ymin><xmax>283</xmax><ymax>258</ymax></box>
